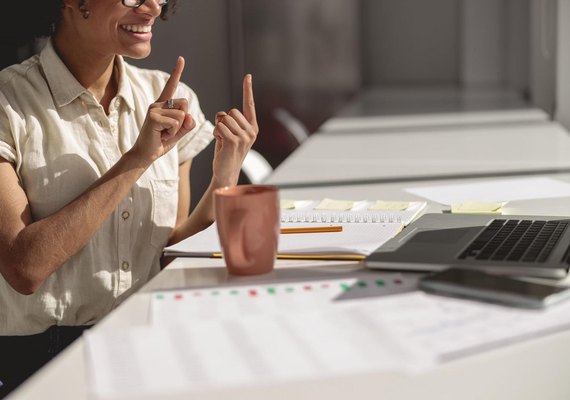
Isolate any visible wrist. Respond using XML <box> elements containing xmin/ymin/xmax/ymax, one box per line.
<box><xmin>210</xmin><ymin>176</ymin><xmax>238</xmax><ymax>190</ymax></box>
<box><xmin>210</xmin><ymin>168</ymin><xmax>240</xmax><ymax>189</ymax></box>
<box><xmin>123</xmin><ymin>149</ymin><xmax>153</xmax><ymax>172</ymax></box>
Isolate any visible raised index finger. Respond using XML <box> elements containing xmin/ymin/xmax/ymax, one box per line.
<box><xmin>242</xmin><ymin>74</ymin><xmax>257</xmax><ymax>124</ymax></box>
<box><xmin>157</xmin><ymin>56</ymin><xmax>185</xmax><ymax>102</ymax></box>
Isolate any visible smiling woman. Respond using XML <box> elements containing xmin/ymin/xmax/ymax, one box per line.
<box><xmin>0</xmin><ymin>0</ymin><xmax>258</xmax><ymax>397</ymax></box>
<box><xmin>5</xmin><ymin>0</ymin><xmax>177</xmax><ymax>47</ymax></box>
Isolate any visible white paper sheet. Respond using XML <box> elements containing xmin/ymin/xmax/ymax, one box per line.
<box><xmin>149</xmin><ymin>276</ymin><xmax>418</xmax><ymax>324</ymax></box>
<box><xmin>405</xmin><ymin>177</ymin><xmax>570</xmax><ymax>205</ymax></box>
<box><xmin>151</xmin><ymin>279</ymin><xmax>354</xmax><ymax>324</ymax></box>
<box><xmin>85</xmin><ymin>285</ymin><xmax>570</xmax><ymax>399</ymax></box>
<box><xmin>365</xmin><ymin>291</ymin><xmax>570</xmax><ymax>360</ymax></box>
<box><xmin>85</xmin><ymin>307</ymin><xmax>433</xmax><ymax>399</ymax></box>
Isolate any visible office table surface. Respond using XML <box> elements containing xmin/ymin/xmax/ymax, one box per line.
<box><xmin>268</xmin><ymin>122</ymin><xmax>570</xmax><ymax>187</ymax></box>
<box><xmin>10</xmin><ymin>258</ymin><xmax>570</xmax><ymax>400</ymax></box>
<box><xmin>10</xmin><ymin>176</ymin><xmax>570</xmax><ymax>400</ymax></box>
<box><xmin>320</xmin><ymin>86</ymin><xmax>548</xmax><ymax>132</ymax></box>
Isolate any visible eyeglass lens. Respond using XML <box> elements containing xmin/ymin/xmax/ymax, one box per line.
<box><xmin>122</xmin><ymin>0</ymin><xmax>168</xmax><ymax>8</ymax></box>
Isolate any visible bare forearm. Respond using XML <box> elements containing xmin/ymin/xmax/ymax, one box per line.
<box><xmin>7</xmin><ymin>151</ymin><xmax>147</xmax><ymax>292</ymax></box>
<box><xmin>168</xmin><ymin>181</ymin><xmax>217</xmax><ymax>245</ymax></box>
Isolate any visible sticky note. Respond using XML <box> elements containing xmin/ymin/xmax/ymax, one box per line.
<box><xmin>315</xmin><ymin>198</ymin><xmax>354</xmax><ymax>211</ymax></box>
<box><xmin>450</xmin><ymin>201</ymin><xmax>505</xmax><ymax>214</ymax></box>
<box><xmin>280</xmin><ymin>199</ymin><xmax>296</xmax><ymax>209</ymax></box>
<box><xmin>368</xmin><ymin>200</ymin><xmax>410</xmax><ymax>211</ymax></box>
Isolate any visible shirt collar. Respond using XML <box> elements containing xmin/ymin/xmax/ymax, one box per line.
<box><xmin>40</xmin><ymin>40</ymin><xmax>135</xmax><ymax>111</ymax></box>
<box><xmin>114</xmin><ymin>55</ymin><xmax>135</xmax><ymax>111</ymax></box>
<box><xmin>40</xmin><ymin>40</ymin><xmax>87</xmax><ymax>108</ymax></box>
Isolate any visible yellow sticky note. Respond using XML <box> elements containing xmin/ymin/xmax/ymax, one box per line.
<box><xmin>280</xmin><ymin>199</ymin><xmax>296</xmax><ymax>210</ymax></box>
<box><xmin>315</xmin><ymin>198</ymin><xmax>354</xmax><ymax>211</ymax></box>
<box><xmin>450</xmin><ymin>201</ymin><xmax>504</xmax><ymax>214</ymax></box>
<box><xmin>368</xmin><ymin>200</ymin><xmax>410</xmax><ymax>211</ymax></box>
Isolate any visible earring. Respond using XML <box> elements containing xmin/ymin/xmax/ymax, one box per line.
<box><xmin>79</xmin><ymin>0</ymin><xmax>91</xmax><ymax>19</ymax></box>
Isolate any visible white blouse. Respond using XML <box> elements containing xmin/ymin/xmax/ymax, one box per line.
<box><xmin>0</xmin><ymin>40</ymin><xmax>214</xmax><ymax>335</ymax></box>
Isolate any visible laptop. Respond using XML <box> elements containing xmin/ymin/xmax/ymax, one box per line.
<box><xmin>364</xmin><ymin>213</ymin><xmax>570</xmax><ymax>279</ymax></box>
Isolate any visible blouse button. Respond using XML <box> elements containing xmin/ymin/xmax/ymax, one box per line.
<box><xmin>121</xmin><ymin>211</ymin><xmax>130</xmax><ymax>220</ymax></box>
<box><xmin>121</xmin><ymin>261</ymin><xmax>130</xmax><ymax>272</ymax></box>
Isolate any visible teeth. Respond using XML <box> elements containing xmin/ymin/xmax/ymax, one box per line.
<box><xmin>121</xmin><ymin>25</ymin><xmax>152</xmax><ymax>33</ymax></box>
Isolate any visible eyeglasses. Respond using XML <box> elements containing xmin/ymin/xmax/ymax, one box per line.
<box><xmin>122</xmin><ymin>0</ymin><xmax>168</xmax><ymax>8</ymax></box>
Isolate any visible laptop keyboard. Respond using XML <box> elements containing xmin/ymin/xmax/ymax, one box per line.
<box><xmin>458</xmin><ymin>219</ymin><xmax>569</xmax><ymax>263</ymax></box>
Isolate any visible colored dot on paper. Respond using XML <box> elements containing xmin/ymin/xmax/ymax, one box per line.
<box><xmin>230</xmin><ymin>290</ymin><xmax>239</xmax><ymax>295</ymax></box>
<box><xmin>286</xmin><ymin>287</ymin><xmax>294</xmax><ymax>293</ymax></box>
<box><xmin>174</xmin><ymin>294</ymin><xmax>183</xmax><ymax>300</ymax></box>
<box><xmin>376</xmin><ymin>280</ymin><xmax>385</xmax><ymax>286</ymax></box>
<box><xmin>156</xmin><ymin>294</ymin><xmax>164</xmax><ymax>300</ymax></box>
<box><xmin>193</xmin><ymin>292</ymin><xmax>201</xmax><ymax>297</ymax></box>
<box><xmin>249</xmin><ymin>290</ymin><xmax>258</xmax><ymax>297</ymax></box>
<box><xmin>212</xmin><ymin>290</ymin><xmax>220</xmax><ymax>296</ymax></box>
<box><xmin>340</xmin><ymin>283</ymin><xmax>351</xmax><ymax>292</ymax></box>
<box><xmin>321</xmin><ymin>283</ymin><xmax>330</xmax><ymax>289</ymax></box>
<box><xmin>267</xmin><ymin>288</ymin><xmax>276</xmax><ymax>295</ymax></box>
<box><xmin>304</xmin><ymin>285</ymin><xmax>312</xmax><ymax>291</ymax></box>
<box><xmin>394</xmin><ymin>279</ymin><xmax>402</xmax><ymax>285</ymax></box>
<box><xmin>358</xmin><ymin>281</ymin><xmax>367</xmax><ymax>288</ymax></box>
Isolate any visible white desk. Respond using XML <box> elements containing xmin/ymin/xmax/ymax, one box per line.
<box><xmin>320</xmin><ymin>86</ymin><xmax>548</xmax><ymax>132</ymax></box>
<box><xmin>10</xmin><ymin>124</ymin><xmax>570</xmax><ymax>400</ymax></box>
<box><xmin>269</xmin><ymin>122</ymin><xmax>570</xmax><ymax>187</ymax></box>
<box><xmin>11</xmin><ymin>172</ymin><xmax>570</xmax><ymax>400</ymax></box>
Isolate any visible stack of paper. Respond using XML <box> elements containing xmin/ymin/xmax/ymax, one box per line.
<box><xmin>84</xmin><ymin>282</ymin><xmax>570</xmax><ymax>399</ymax></box>
<box><xmin>84</xmin><ymin>279</ymin><xmax>433</xmax><ymax>400</ymax></box>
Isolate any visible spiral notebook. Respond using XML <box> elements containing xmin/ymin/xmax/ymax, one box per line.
<box><xmin>164</xmin><ymin>200</ymin><xmax>424</xmax><ymax>260</ymax></box>
<box><xmin>164</xmin><ymin>222</ymin><xmax>404</xmax><ymax>260</ymax></box>
<box><xmin>280</xmin><ymin>199</ymin><xmax>426</xmax><ymax>226</ymax></box>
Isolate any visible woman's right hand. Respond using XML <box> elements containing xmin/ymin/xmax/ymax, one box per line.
<box><xmin>130</xmin><ymin>57</ymin><xmax>196</xmax><ymax>166</ymax></box>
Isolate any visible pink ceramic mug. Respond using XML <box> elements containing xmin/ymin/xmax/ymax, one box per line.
<box><xmin>214</xmin><ymin>185</ymin><xmax>280</xmax><ymax>275</ymax></box>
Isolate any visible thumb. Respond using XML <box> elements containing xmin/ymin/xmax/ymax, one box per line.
<box><xmin>215</xmin><ymin>111</ymin><xmax>227</xmax><ymax>125</ymax></box>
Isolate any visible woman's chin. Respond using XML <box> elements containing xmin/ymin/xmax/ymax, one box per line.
<box><xmin>122</xmin><ymin>45</ymin><xmax>152</xmax><ymax>60</ymax></box>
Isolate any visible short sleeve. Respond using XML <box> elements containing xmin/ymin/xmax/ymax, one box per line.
<box><xmin>175</xmin><ymin>83</ymin><xmax>214</xmax><ymax>164</ymax></box>
<box><xmin>0</xmin><ymin>92</ymin><xmax>17</xmax><ymax>163</ymax></box>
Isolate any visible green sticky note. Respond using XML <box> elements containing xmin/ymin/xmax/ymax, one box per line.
<box><xmin>451</xmin><ymin>201</ymin><xmax>505</xmax><ymax>214</ymax></box>
<box><xmin>315</xmin><ymin>198</ymin><xmax>354</xmax><ymax>211</ymax></box>
<box><xmin>368</xmin><ymin>200</ymin><xmax>410</xmax><ymax>211</ymax></box>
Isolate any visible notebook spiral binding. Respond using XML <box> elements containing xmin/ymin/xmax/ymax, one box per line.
<box><xmin>280</xmin><ymin>212</ymin><xmax>403</xmax><ymax>224</ymax></box>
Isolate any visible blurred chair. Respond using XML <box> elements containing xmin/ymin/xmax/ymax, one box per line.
<box><xmin>239</xmin><ymin>108</ymin><xmax>309</xmax><ymax>184</ymax></box>
<box><xmin>241</xmin><ymin>149</ymin><xmax>273</xmax><ymax>184</ymax></box>
<box><xmin>273</xmin><ymin>108</ymin><xmax>310</xmax><ymax>146</ymax></box>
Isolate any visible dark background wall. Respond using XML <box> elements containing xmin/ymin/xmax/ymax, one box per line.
<box><xmin>2</xmin><ymin>0</ymin><xmax>550</xmax><ymax>212</ymax></box>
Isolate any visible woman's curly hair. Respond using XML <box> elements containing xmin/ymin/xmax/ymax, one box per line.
<box><xmin>4</xmin><ymin>0</ymin><xmax>177</xmax><ymax>46</ymax></box>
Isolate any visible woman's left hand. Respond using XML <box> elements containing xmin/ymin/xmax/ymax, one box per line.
<box><xmin>211</xmin><ymin>74</ymin><xmax>259</xmax><ymax>187</ymax></box>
